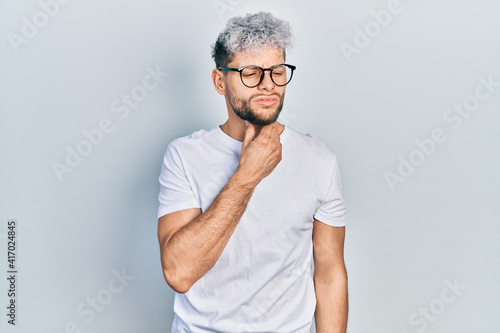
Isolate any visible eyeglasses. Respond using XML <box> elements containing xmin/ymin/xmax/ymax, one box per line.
<box><xmin>218</xmin><ymin>63</ymin><xmax>296</xmax><ymax>88</ymax></box>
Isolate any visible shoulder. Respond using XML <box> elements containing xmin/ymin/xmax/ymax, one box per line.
<box><xmin>169</xmin><ymin>127</ymin><xmax>214</xmax><ymax>146</ymax></box>
<box><xmin>285</xmin><ymin>127</ymin><xmax>338</xmax><ymax>162</ymax></box>
<box><xmin>167</xmin><ymin>127</ymin><xmax>218</xmax><ymax>152</ymax></box>
<box><xmin>160</xmin><ymin>128</ymin><xmax>219</xmax><ymax>167</ymax></box>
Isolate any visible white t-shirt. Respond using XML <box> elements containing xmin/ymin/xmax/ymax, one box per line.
<box><xmin>158</xmin><ymin>126</ymin><xmax>346</xmax><ymax>333</ymax></box>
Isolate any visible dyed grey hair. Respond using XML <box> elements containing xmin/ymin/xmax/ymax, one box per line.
<box><xmin>211</xmin><ymin>11</ymin><xmax>294</xmax><ymax>68</ymax></box>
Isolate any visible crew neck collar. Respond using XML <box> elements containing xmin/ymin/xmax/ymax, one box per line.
<box><xmin>214</xmin><ymin>125</ymin><xmax>290</xmax><ymax>151</ymax></box>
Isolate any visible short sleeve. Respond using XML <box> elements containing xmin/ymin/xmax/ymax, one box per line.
<box><xmin>313</xmin><ymin>155</ymin><xmax>347</xmax><ymax>227</ymax></box>
<box><xmin>157</xmin><ymin>143</ymin><xmax>200</xmax><ymax>219</ymax></box>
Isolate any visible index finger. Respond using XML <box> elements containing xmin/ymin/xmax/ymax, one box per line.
<box><xmin>242</xmin><ymin>122</ymin><xmax>256</xmax><ymax>151</ymax></box>
<box><xmin>269</xmin><ymin>122</ymin><xmax>280</xmax><ymax>140</ymax></box>
<box><xmin>259</xmin><ymin>124</ymin><xmax>274</xmax><ymax>139</ymax></box>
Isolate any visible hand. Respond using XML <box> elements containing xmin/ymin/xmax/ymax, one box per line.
<box><xmin>236</xmin><ymin>121</ymin><xmax>282</xmax><ymax>186</ymax></box>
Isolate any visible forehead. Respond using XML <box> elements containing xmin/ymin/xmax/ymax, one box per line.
<box><xmin>228</xmin><ymin>46</ymin><xmax>285</xmax><ymax>68</ymax></box>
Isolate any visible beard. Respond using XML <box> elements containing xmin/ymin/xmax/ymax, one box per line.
<box><xmin>227</xmin><ymin>91</ymin><xmax>285</xmax><ymax>126</ymax></box>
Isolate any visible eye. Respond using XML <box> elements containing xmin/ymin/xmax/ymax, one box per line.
<box><xmin>242</xmin><ymin>67</ymin><xmax>261</xmax><ymax>76</ymax></box>
<box><xmin>272</xmin><ymin>66</ymin><xmax>286</xmax><ymax>75</ymax></box>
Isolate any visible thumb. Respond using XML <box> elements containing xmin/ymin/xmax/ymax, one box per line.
<box><xmin>242</xmin><ymin>121</ymin><xmax>256</xmax><ymax>151</ymax></box>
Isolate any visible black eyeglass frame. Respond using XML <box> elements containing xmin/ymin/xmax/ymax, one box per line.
<box><xmin>218</xmin><ymin>63</ymin><xmax>296</xmax><ymax>88</ymax></box>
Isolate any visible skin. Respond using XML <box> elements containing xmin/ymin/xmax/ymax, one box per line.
<box><xmin>157</xmin><ymin>45</ymin><xmax>348</xmax><ymax>332</ymax></box>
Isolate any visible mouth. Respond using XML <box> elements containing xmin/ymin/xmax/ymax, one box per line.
<box><xmin>253</xmin><ymin>96</ymin><xmax>279</xmax><ymax>107</ymax></box>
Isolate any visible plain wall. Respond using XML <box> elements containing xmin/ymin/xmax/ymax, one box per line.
<box><xmin>1</xmin><ymin>0</ymin><xmax>499</xmax><ymax>332</ymax></box>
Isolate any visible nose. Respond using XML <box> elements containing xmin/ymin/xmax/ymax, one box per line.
<box><xmin>258</xmin><ymin>70</ymin><xmax>275</xmax><ymax>90</ymax></box>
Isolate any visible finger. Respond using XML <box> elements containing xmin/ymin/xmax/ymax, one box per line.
<box><xmin>273</xmin><ymin>123</ymin><xmax>280</xmax><ymax>138</ymax></box>
<box><xmin>242</xmin><ymin>122</ymin><xmax>256</xmax><ymax>151</ymax></box>
<box><xmin>268</xmin><ymin>123</ymin><xmax>279</xmax><ymax>141</ymax></box>
<box><xmin>258</xmin><ymin>124</ymin><xmax>273</xmax><ymax>139</ymax></box>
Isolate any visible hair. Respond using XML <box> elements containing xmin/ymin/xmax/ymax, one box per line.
<box><xmin>211</xmin><ymin>11</ymin><xmax>294</xmax><ymax>68</ymax></box>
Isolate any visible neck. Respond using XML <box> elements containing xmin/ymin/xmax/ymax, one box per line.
<box><xmin>220</xmin><ymin>118</ymin><xmax>285</xmax><ymax>142</ymax></box>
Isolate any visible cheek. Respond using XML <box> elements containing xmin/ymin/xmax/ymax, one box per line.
<box><xmin>229</xmin><ymin>89</ymin><xmax>253</xmax><ymax>103</ymax></box>
<box><xmin>227</xmin><ymin>81</ymin><xmax>245</xmax><ymax>97</ymax></box>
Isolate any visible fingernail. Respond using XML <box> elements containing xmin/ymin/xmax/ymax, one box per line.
<box><xmin>244</xmin><ymin>120</ymin><xmax>250</xmax><ymax>126</ymax></box>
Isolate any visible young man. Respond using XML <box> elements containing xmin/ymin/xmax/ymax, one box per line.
<box><xmin>157</xmin><ymin>12</ymin><xmax>348</xmax><ymax>333</ymax></box>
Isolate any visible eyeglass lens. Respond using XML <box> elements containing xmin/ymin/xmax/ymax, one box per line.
<box><xmin>241</xmin><ymin>65</ymin><xmax>292</xmax><ymax>87</ymax></box>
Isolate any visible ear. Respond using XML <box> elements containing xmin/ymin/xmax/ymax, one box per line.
<box><xmin>212</xmin><ymin>68</ymin><xmax>226</xmax><ymax>95</ymax></box>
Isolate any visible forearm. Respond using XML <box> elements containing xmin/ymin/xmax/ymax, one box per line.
<box><xmin>162</xmin><ymin>170</ymin><xmax>257</xmax><ymax>292</ymax></box>
<box><xmin>314</xmin><ymin>267</ymin><xmax>348</xmax><ymax>333</ymax></box>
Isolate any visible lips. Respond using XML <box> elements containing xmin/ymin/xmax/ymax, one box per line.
<box><xmin>254</xmin><ymin>96</ymin><xmax>278</xmax><ymax>106</ymax></box>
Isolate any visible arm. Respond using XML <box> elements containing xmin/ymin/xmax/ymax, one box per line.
<box><xmin>313</xmin><ymin>220</ymin><xmax>348</xmax><ymax>333</ymax></box>
<box><xmin>157</xmin><ymin>123</ymin><xmax>282</xmax><ymax>293</ymax></box>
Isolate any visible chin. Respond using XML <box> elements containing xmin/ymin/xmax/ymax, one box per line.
<box><xmin>249</xmin><ymin>119</ymin><xmax>276</xmax><ymax>126</ymax></box>
<box><xmin>247</xmin><ymin>112</ymin><xmax>280</xmax><ymax>125</ymax></box>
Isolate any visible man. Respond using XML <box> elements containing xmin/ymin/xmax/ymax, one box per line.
<box><xmin>157</xmin><ymin>12</ymin><xmax>348</xmax><ymax>333</ymax></box>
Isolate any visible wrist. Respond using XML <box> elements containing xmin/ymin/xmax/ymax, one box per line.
<box><xmin>231</xmin><ymin>167</ymin><xmax>260</xmax><ymax>190</ymax></box>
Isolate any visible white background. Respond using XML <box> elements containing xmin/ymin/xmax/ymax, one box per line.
<box><xmin>1</xmin><ymin>0</ymin><xmax>499</xmax><ymax>332</ymax></box>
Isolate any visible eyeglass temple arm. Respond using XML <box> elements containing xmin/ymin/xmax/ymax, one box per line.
<box><xmin>218</xmin><ymin>67</ymin><xmax>240</xmax><ymax>72</ymax></box>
